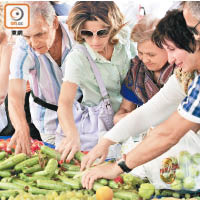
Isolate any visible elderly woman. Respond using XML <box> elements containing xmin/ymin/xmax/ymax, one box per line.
<box><xmin>114</xmin><ymin>15</ymin><xmax>175</xmax><ymax>124</ymax></box>
<box><xmin>56</xmin><ymin>1</ymin><xmax>135</xmax><ymax>162</ymax></box>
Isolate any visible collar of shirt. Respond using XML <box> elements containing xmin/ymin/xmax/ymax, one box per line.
<box><xmin>83</xmin><ymin>25</ymin><xmax>131</xmax><ymax>65</ymax></box>
<box><xmin>35</xmin><ymin>17</ymin><xmax>72</xmax><ymax>64</ymax></box>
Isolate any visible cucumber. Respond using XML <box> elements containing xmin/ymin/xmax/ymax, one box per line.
<box><xmin>62</xmin><ymin>163</ymin><xmax>80</xmax><ymax>171</ymax></box>
<box><xmin>41</xmin><ymin>145</ymin><xmax>61</xmax><ymax>160</ymax></box>
<box><xmin>15</xmin><ymin>156</ymin><xmax>40</xmax><ymax>171</ymax></box>
<box><xmin>114</xmin><ymin>190</ymin><xmax>139</xmax><ymax>200</ymax></box>
<box><xmin>0</xmin><ymin>170</ymin><xmax>11</xmax><ymax>178</ymax></box>
<box><xmin>22</xmin><ymin>164</ymin><xmax>43</xmax><ymax>174</ymax></box>
<box><xmin>0</xmin><ymin>190</ymin><xmax>18</xmax><ymax>198</ymax></box>
<box><xmin>64</xmin><ymin>170</ymin><xmax>80</xmax><ymax>178</ymax></box>
<box><xmin>0</xmin><ymin>153</ymin><xmax>27</xmax><ymax>170</ymax></box>
<box><xmin>36</xmin><ymin>179</ymin><xmax>71</xmax><ymax>191</ymax></box>
<box><xmin>56</xmin><ymin>175</ymin><xmax>82</xmax><ymax>190</ymax></box>
<box><xmin>0</xmin><ymin>182</ymin><xmax>24</xmax><ymax>190</ymax></box>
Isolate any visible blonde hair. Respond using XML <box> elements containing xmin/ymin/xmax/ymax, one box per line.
<box><xmin>131</xmin><ymin>15</ymin><xmax>159</xmax><ymax>43</ymax></box>
<box><xmin>67</xmin><ymin>1</ymin><xmax>125</xmax><ymax>45</ymax></box>
<box><xmin>174</xmin><ymin>68</ymin><xmax>195</xmax><ymax>94</ymax></box>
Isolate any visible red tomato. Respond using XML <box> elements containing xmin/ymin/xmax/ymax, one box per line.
<box><xmin>113</xmin><ymin>176</ymin><xmax>124</xmax><ymax>184</ymax></box>
<box><xmin>58</xmin><ymin>160</ymin><xmax>64</xmax><ymax>165</ymax></box>
<box><xmin>0</xmin><ymin>141</ymin><xmax>7</xmax><ymax>150</ymax></box>
<box><xmin>6</xmin><ymin>138</ymin><xmax>11</xmax><ymax>143</ymax></box>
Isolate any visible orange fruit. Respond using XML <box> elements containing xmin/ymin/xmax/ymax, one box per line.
<box><xmin>96</xmin><ymin>186</ymin><xmax>113</xmax><ymax>200</ymax></box>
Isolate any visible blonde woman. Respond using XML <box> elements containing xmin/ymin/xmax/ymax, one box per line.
<box><xmin>114</xmin><ymin>15</ymin><xmax>175</xmax><ymax>124</ymax></box>
<box><xmin>57</xmin><ymin>1</ymin><xmax>136</xmax><ymax>162</ymax></box>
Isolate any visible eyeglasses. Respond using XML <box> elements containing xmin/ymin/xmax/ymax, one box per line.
<box><xmin>80</xmin><ymin>29</ymin><xmax>110</xmax><ymax>38</ymax></box>
<box><xmin>187</xmin><ymin>21</ymin><xmax>200</xmax><ymax>35</ymax></box>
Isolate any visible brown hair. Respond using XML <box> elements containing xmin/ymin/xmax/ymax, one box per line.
<box><xmin>67</xmin><ymin>1</ymin><xmax>125</xmax><ymax>45</ymax></box>
<box><xmin>131</xmin><ymin>15</ymin><xmax>159</xmax><ymax>43</ymax></box>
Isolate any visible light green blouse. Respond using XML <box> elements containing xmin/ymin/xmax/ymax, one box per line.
<box><xmin>63</xmin><ymin>26</ymin><xmax>136</xmax><ymax>113</ymax></box>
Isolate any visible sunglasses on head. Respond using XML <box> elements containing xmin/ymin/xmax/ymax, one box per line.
<box><xmin>80</xmin><ymin>29</ymin><xmax>110</xmax><ymax>38</ymax></box>
<box><xmin>187</xmin><ymin>21</ymin><xmax>200</xmax><ymax>35</ymax></box>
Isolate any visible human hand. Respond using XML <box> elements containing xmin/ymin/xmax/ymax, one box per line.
<box><xmin>81</xmin><ymin>162</ymin><xmax>123</xmax><ymax>189</ymax></box>
<box><xmin>81</xmin><ymin>138</ymin><xmax>113</xmax><ymax>171</ymax></box>
<box><xmin>56</xmin><ymin>135</ymin><xmax>80</xmax><ymax>163</ymax></box>
<box><xmin>7</xmin><ymin>126</ymin><xmax>31</xmax><ymax>155</ymax></box>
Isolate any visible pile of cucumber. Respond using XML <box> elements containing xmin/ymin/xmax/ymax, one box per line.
<box><xmin>0</xmin><ymin>145</ymin><xmax>143</xmax><ymax>200</ymax></box>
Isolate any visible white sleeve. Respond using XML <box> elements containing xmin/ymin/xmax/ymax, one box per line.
<box><xmin>104</xmin><ymin>74</ymin><xmax>186</xmax><ymax>143</ymax></box>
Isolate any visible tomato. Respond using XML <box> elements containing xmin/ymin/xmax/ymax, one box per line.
<box><xmin>58</xmin><ymin>160</ymin><xmax>64</xmax><ymax>165</ymax></box>
<box><xmin>0</xmin><ymin>141</ymin><xmax>7</xmax><ymax>149</ymax></box>
<box><xmin>113</xmin><ymin>176</ymin><xmax>124</xmax><ymax>184</ymax></box>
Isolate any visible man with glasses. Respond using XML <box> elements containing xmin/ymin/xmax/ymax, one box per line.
<box><xmin>177</xmin><ymin>1</ymin><xmax>200</xmax><ymax>129</ymax></box>
<box><xmin>183</xmin><ymin>2</ymin><xmax>200</xmax><ymax>41</ymax></box>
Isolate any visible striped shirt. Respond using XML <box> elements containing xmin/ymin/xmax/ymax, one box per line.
<box><xmin>9</xmin><ymin>18</ymin><xmax>73</xmax><ymax>137</ymax></box>
<box><xmin>178</xmin><ymin>73</ymin><xmax>200</xmax><ymax>123</ymax></box>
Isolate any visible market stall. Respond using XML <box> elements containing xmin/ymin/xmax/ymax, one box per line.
<box><xmin>0</xmin><ymin>137</ymin><xmax>200</xmax><ymax>200</ymax></box>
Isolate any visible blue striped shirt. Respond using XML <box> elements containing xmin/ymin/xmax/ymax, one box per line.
<box><xmin>178</xmin><ymin>73</ymin><xmax>200</xmax><ymax>123</ymax></box>
<box><xmin>9</xmin><ymin>18</ymin><xmax>73</xmax><ymax>136</ymax></box>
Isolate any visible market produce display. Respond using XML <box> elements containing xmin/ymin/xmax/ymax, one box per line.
<box><xmin>1</xmin><ymin>138</ymin><xmax>200</xmax><ymax>200</ymax></box>
<box><xmin>0</xmin><ymin>140</ymin><xmax>147</xmax><ymax>200</ymax></box>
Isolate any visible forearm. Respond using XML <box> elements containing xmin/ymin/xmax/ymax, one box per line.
<box><xmin>104</xmin><ymin>75</ymin><xmax>185</xmax><ymax>143</ymax></box>
<box><xmin>58</xmin><ymin>103</ymin><xmax>79</xmax><ymax>138</ymax></box>
<box><xmin>104</xmin><ymin>98</ymin><xmax>177</xmax><ymax>143</ymax></box>
<box><xmin>113</xmin><ymin>99</ymin><xmax>136</xmax><ymax>125</ymax></box>
<box><xmin>8</xmin><ymin>95</ymin><xmax>28</xmax><ymax>131</ymax></box>
<box><xmin>113</xmin><ymin>109</ymin><xmax>130</xmax><ymax>124</ymax></box>
<box><xmin>125</xmin><ymin>111</ymin><xmax>198</xmax><ymax>169</ymax></box>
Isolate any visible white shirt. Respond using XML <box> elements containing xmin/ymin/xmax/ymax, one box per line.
<box><xmin>104</xmin><ymin>74</ymin><xmax>186</xmax><ymax>143</ymax></box>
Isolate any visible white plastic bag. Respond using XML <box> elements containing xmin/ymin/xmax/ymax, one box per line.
<box><xmin>121</xmin><ymin>133</ymin><xmax>147</xmax><ymax>179</ymax></box>
<box><xmin>143</xmin><ymin>130</ymin><xmax>200</xmax><ymax>191</ymax></box>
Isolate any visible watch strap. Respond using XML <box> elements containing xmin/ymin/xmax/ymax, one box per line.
<box><xmin>117</xmin><ymin>159</ymin><xmax>132</xmax><ymax>173</ymax></box>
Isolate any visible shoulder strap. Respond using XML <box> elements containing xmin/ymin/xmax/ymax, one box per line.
<box><xmin>30</xmin><ymin>91</ymin><xmax>58</xmax><ymax>111</ymax></box>
<box><xmin>75</xmin><ymin>45</ymin><xmax>109</xmax><ymax>99</ymax></box>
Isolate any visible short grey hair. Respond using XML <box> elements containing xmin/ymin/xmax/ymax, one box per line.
<box><xmin>185</xmin><ymin>1</ymin><xmax>200</xmax><ymax>21</ymax></box>
<box><xmin>26</xmin><ymin>1</ymin><xmax>56</xmax><ymax>26</ymax></box>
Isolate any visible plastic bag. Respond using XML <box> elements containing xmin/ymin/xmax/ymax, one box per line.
<box><xmin>121</xmin><ymin>133</ymin><xmax>147</xmax><ymax>179</ymax></box>
<box><xmin>143</xmin><ymin>130</ymin><xmax>200</xmax><ymax>191</ymax></box>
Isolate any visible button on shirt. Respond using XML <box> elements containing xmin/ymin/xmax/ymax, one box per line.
<box><xmin>9</xmin><ymin>18</ymin><xmax>72</xmax><ymax>136</ymax></box>
<box><xmin>178</xmin><ymin>73</ymin><xmax>200</xmax><ymax>123</ymax></box>
<box><xmin>63</xmin><ymin>26</ymin><xmax>136</xmax><ymax>112</ymax></box>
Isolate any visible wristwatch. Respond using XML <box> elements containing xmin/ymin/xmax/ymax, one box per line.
<box><xmin>117</xmin><ymin>158</ymin><xmax>132</xmax><ymax>173</ymax></box>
